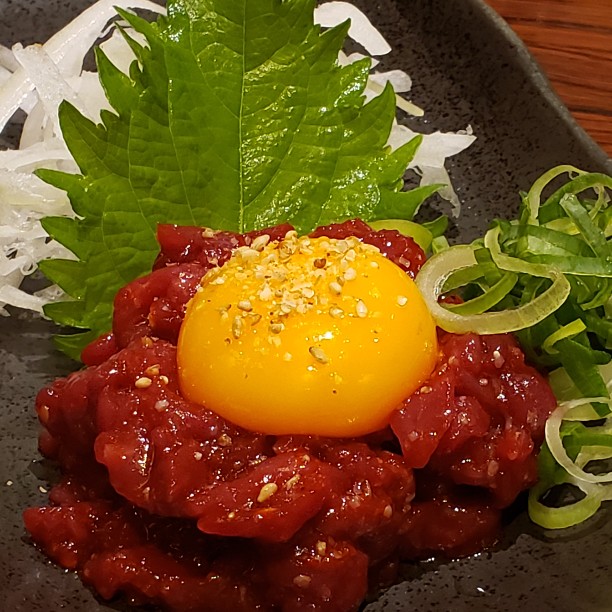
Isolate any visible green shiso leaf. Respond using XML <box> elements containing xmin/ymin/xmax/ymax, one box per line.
<box><xmin>39</xmin><ymin>0</ymin><xmax>434</xmax><ymax>357</ymax></box>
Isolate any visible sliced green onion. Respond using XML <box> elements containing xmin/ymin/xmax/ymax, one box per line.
<box><xmin>415</xmin><ymin>245</ymin><xmax>570</xmax><ymax>334</ymax></box>
<box><xmin>542</xmin><ymin>320</ymin><xmax>587</xmax><ymax>354</ymax></box>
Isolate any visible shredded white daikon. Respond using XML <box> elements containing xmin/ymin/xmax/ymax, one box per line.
<box><xmin>0</xmin><ymin>0</ymin><xmax>474</xmax><ymax>316</ymax></box>
<box><xmin>0</xmin><ymin>0</ymin><xmax>164</xmax><ymax>315</ymax></box>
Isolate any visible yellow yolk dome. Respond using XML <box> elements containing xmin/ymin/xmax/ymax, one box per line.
<box><xmin>177</xmin><ymin>231</ymin><xmax>438</xmax><ymax>437</ymax></box>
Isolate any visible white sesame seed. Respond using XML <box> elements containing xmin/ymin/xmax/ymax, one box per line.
<box><xmin>257</xmin><ymin>482</ymin><xmax>278</xmax><ymax>503</ymax></box>
<box><xmin>356</xmin><ymin>300</ymin><xmax>368</xmax><ymax>318</ymax></box>
<box><xmin>397</xmin><ymin>295</ymin><xmax>408</xmax><ymax>307</ymax></box>
<box><xmin>218</xmin><ymin>433</ymin><xmax>233</xmax><ymax>447</ymax></box>
<box><xmin>145</xmin><ymin>364</ymin><xmax>160</xmax><ymax>376</ymax></box>
<box><xmin>154</xmin><ymin>399</ymin><xmax>169</xmax><ymax>412</ymax></box>
<box><xmin>309</xmin><ymin>346</ymin><xmax>329</xmax><ymax>364</ymax></box>
<box><xmin>251</xmin><ymin>234</ymin><xmax>270</xmax><ymax>251</ymax></box>
<box><xmin>329</xmin><ymin>306</ymin><xmax>344</xmax><ymax>318</ymax></box>
<box><xmin>194</xmin><ymin>451</ymin><xmax>203</xmax><ymax>461</ymax></box>
<box><xmin>343</xmin><ymin>267</ymin><xmax>357</xmax><ymax>281</ymax></box>
<box><xmin>6</xmin><ymin>480</ymin><xmax>13</xmax><ymax>486</ymax></box>
<box><xmin>237</xmin><ymin>299</ymin><xmax>253</xmax><ymax>312</ymax></box>
<box><xmin>269</xmin><ymin>322</ymin><xmax>285</xmax><ymax>334</ymax></box>
<box><xmin>329</xmin><ymin>281</ymin><xmax>343</xmax><ymax>295</ymax></box>
<box><xmin>232</xmin><ymin>316</ymin><xmax>244</xmax><ymax>339</ymax></box>
<box><xmin>135</xmin><ymin>376</ymin><xmax>152</xmax><ymax>389</ymax></box>
<box><xmin>293</xmin><ymin>575</ymin><xmax>311</xmax><ymax>588</ymax></box>
<box><xmin>383</xmin><ymin>505</ymin><xmax>393</xmax><ymax>519</ymax></box>
<box><xmin>159</xmin><ymin>375</ymin><xmax>169</xmax><ymax>385</ymax></box>
<box><xmin>285</xmin><ymin>474</ymin><xmax>301</xmax><ymax>489</ymax></box>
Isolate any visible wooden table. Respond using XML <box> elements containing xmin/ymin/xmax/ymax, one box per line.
<box><xmin>487</xmin><ymin>0</ymin><xmax>612</xmax><ymax>157</ymax></box>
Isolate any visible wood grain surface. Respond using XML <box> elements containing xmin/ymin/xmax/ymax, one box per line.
<box><xmin>487</xmin><ymin>0</ymin><xmax>612</xmax><ymax>157</ymax></box>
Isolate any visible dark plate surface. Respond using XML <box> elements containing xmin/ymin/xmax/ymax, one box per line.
<box><xmin>1</xmin><ymin>1</ymin><xmax>611</xmax><ymax>610</ymax></box>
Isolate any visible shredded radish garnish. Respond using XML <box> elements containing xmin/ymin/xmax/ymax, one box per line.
<box><xmin>0</xmin><ymin>0</ymin><xmax>164</xmax><ymax>315</ymax></box>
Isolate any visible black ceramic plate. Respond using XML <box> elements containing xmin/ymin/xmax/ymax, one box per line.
<box><xmin>1</xmin><ymin>1</ymin><xmax>611</xmax><ymax>610</ymax></box>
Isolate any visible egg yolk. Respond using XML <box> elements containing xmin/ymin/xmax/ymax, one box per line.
<box><xmin>177</xmin><ymin>231</ymin><xmax>438</xmax><ymax>437</ymax></box>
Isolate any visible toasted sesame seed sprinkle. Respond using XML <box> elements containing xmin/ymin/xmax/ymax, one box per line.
<box><xmin>232</xmin><ymin>316</ymin><xmax>244</xmax><ymax>339</ymax></box>
<box><xmin>316</xmin><ymin>541</ymin><xmax>327</xmax><ymax>556</ymax></box>
<box><xmin>227</xmin><ymin>511</ymin><xmax>236</xmax><ymax>519</ymax></box>
<box><xmin>257</xmin><ymin>482</ymin><xmax>278</xmax><ymax>503</ymax></box>
<box><xmin>293</xmin><ymin>575</ymin><xmax>311</xmax><ymax>588</ymax></box>
<box><xmin>145</xmin><ymin>364</ymin><xmax>160</xmax><ymax>376</ymax></box>
<box><xmin>329</xmin><ymin>281</ymin><xmax>342</xmax><ymax>295</ymax></box>
<box><xmin>251</xmin><ymin>234</ymin><xmax>270</xmax><ymax>251</ymax></box>
<box><xmin>329</xmin><ymin>306</ymin><xmax>344</xmax><ymax>318</ymax></box>
<box><xmin>194</xmin><ymin>451</ymin><xmax>203</xmax><ymax>461</ymax></box>
<box><xmin>397</xmin><ymin>295</ymin><xmax>408</xmax><ymax>307</ymax></box>
<box><xmin>285</xmin><ymin>474</ymin><xmax>301</xmax><ymax>489</ymax></box>
<box><xmin>343</xmin><ymin>267</ymin><xmax>357</xmax><ymax>281</ymax></box>
<box><xmin>159</xmin><ymin>375</ymin><xmax>169</xmax><ymax>385</ymax></box>
<box><xmin>309</xmin><ymin>346</ymin><xmax>329</xmax><ymax>364</ymax></box>
<box><xmin>383</xmin><ymin>504</ymin><xmax>393</xmax><ymax>519</ymax></box>
<box><xmin>355</xmin><ymin>300</ymin><xmax>368</xmax><ymax>318</ymax></box>
<box><xmin>154</xmin><ymin>399</ymin><xmax>169</xmax><ymax>412</ymax></box>
<box><xmin>135</xmin><ymin>376</ymin><xmax>152</xmax><ymax>389</ymax></box>
<box><xmin>238</xmin><ymin>299</ymin><xmax>253</xmax><ymax>311</ymax></box>
<box><xmin>218</xmin><ymin>433</ymin><xmax>233</xmax><ymax>447</ymax></box>
<box><xmin>269</xmin><ymin>322</ymin><xmax>284</xmax><ymax>334</ymax></box>
<box><xmin>313</xmin><ymin>257</ymin><xmax>326</xmax><ymax>268</ymax></box>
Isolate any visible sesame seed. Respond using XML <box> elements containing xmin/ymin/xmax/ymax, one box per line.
<box><xmin>135</xmin><ymin>376</ymin><xmax>152</xmax><ymax>389</ymax></box>
<box><xmin>383</xmin><ymin>505</ymin><xmax>393</xmax><ymax>519</ymax></box>
<box><xmin>39</xmin><ymin>485</ymin><xmax>48</xmax><ymax>494</ymax></box>
<box><xmin>343</xmin><ymin>267</ymin><xmax>357</xmax><ymax>281</ymax></box>
<box><xmin>316</xmin><ymin>541</ymin><xmax>327</xmax><ymax>556</ymax></box>
<box><xmin>257</xmin><ymin>482</ymin><xmax>278</xmax><ymax>503</ymax></box>
<box><xmin>218</xmin><ymin>433</ymin><xmax>233</xmax><ymax>447</ymax></box>
<box><xmin>329</xmin><ymin>306</ymin><xmax>344</xmax><ymax>318</ymax></box>
<box><xmin>313</xmin><ymin>257</ymin><xmax>327</xmax><ymax>269</ymax></box>
<box><xmin>232</xmin><ymin>316</ymin><xmax>244</xmax><ymax>339</ymax></box>
<box><xmin>249</xmin><ymin>313</ymin><xmax>261</xmax><ymax>327</ymax></box>
<box><xmin>285</xmin><ymin>474</ymin><xmax>301</xmax><ymax>489</ymax></box>
<box><xmin>194</xmin><ymin>451</ymin><xmax>203</xmax><ymax>461</ymax></box>
<box><xmin>397</xmin><ymin>295</ymin><xmax>408</xmax><ymax>307</ymax></box>
<box><xmin>251</xmin><ymin>234</ymin><xmax>270</xmax><ymax>251</ymax></box>
<box><xmin>145</xmin><ymin>364</ymin><xmax>160</xmax><ymax>376</ymax></box>
<box><xmin>154</xmin><ymin>399</ymin><xmax>169</xmax><ymax>412</ymax></box>
<box><xmin>329</xmin><ymin>281</ymin><xmax>343</xmax><ymax>295</ymax></box>
<box><xmin>210</xmin><ymin>275</ymin><xmax>226</xmax><ymax>285</ymax></box>
<box><xmin>227</xmin><ymin>511</ymin><xmax>236</xmax><ymax>520</ymax></box>
<box><xmin>202</xmin><ymin>228</ymin><xmax>215</xmax><ymax>238</ymax></box>
<box><xmin>293</xmin><ymin>575</ymin><xmax>311</xmax><ymax>588</ymax></box>
<box><xmin>309</xmin><ymin>346</ymin><xmax>329</xmax><ymax>364</ymax></box>
<box><xmin>237</xmin><ymin>299</ymin><xmax>253</xmax><ymax>312</ymax></box>
<box><xmin>269</xmin><ymin>322</ymin><xmax>284</xmax><ymax>334</ymax></box>
<box><xmin>6</xmin><ymin>480</ymin><xmax>13</xmax><ymax>486</ymax></box>
<box><xmin>420</xmin><ymin>385</ymin><xmax>432</xmax><ymax>394</ymax></box>
<box><xmin>159</xmin><ymin>375</ymin><xmax>169</xmax><ymax>385</ymax></box>
<box><xmin>355</xmin><ymin>300</ymin><xmax>368</xmax><ymax>318</ymax></box>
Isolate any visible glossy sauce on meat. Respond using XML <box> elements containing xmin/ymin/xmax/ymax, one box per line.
<box><xmin>24</xmin><ymin>220</ymin><xmax>556</xmax><ymax>611</ymax></box>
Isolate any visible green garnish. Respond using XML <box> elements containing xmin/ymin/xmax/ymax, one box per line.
<box><xmin>38</xmin><ymin>0</ymin><xmax>436</xmax><ymax>359</ymax></box>
<box><xmin>417</xmin><ymin>165</ymin><xmax>612</xmax><ymax>529</ymax></box>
